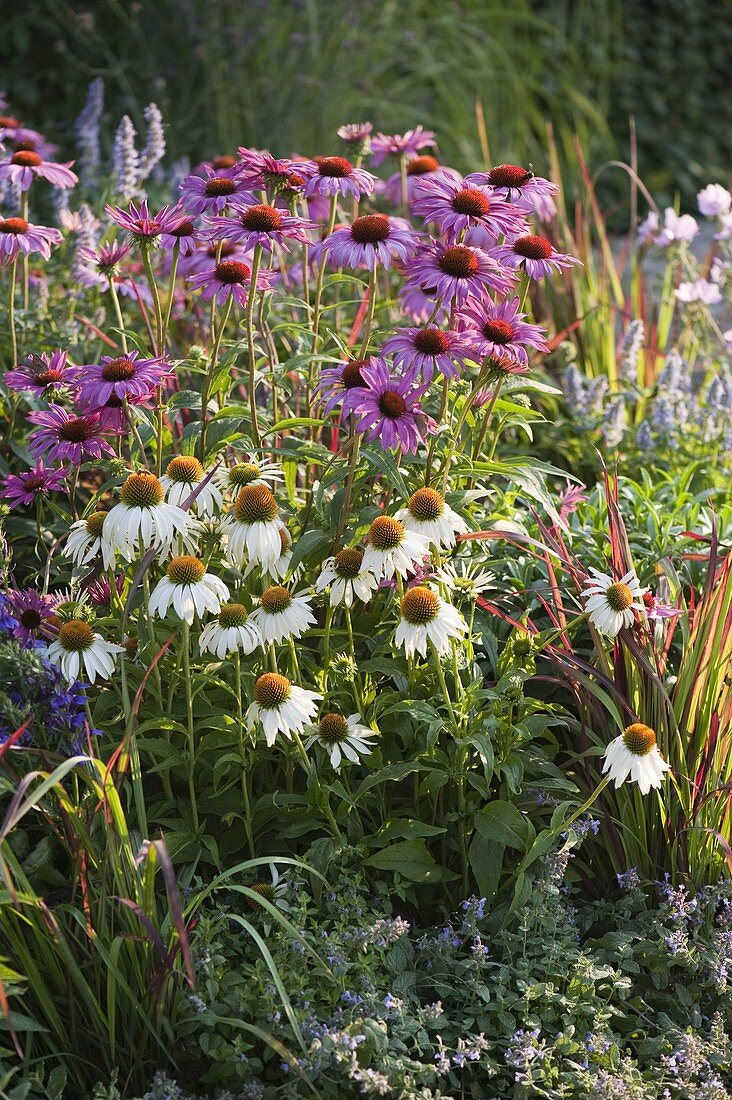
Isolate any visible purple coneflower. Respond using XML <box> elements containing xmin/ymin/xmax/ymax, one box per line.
<box><xmin>204</xmin><ymin>201</ymin><xmax>315</xmax><ymax>253</ymax></box>
<box><xmin>471</xmin><ymin>164</ymin><xmax>559</xmax><ymax>219</ymax></box>
<box><xmin>491</xmin><ymin>234</ymin><xmax>580</xmax><ymax>279</ymax></box>
<box><xmin>74</xmin><ymin>351</ymin><xmax>172</xmax><ymax>409</ymax></box>
<box><xmin>76</xmin><ymin>240</ymin><xmax>131</xmax><ymax>280</ymax></box>
<box><xmin>299</xmin><ymin>156</ymin><xmax>376</xmax><ymax>200</ymax></box>
<box><xmin>370</xmin><ymin>126</ymin><xmax>436</xmax><ymax>167</ymax></box>
<box><xmin>157</xmin><ymin>204</ymin><xmax>200</xmax><ymax>255</ymax></box>
<box><xmin>315</xmin><ymin>357</ymin><xmax>372</xmax><ymax>416</ymax></box>
<box><xmin>0</xmin><ymin>117</ymin><xmax>56</xmax><ymax>158</ymax></box>
<box><xmin>457</xmin><ymin>297</ymin><xmax>548</xmax><ymax>365</ymax></box>
<box><xmin>5</xmin><ymin>349</ymin><xmax>75</xmax><ymax>396</ymax></box>
<box><xmin>337</xmin><ymin>122</ymin><xmax>374</xmax><ymax>145</ymax></box>
<box><xmin>412</xmin><ymin>174</ymin><xmax>528</xmax><ymax>242</ymax></box>
<box><xmin>235</xmin><ymin>149</ymin><xmax>300</xmax><ymax>192</ymax></box>
<box><xmin>27</xmin><ymin>405</ymin><xmax>115</xmax><ymax>464</ymax></box>
<box><xmin>351</xmin><ymin>359</ymin><xmax>431</xmax><ymax>453</ymax></box>
<box><xmin>382</xmin><ymin>325</ymin><xmax>473</xmax><ymax>381</ymax></box>
<box><xmin>105</xmin><ymin>199</ymin><xmax>183</xmax><ymax>245</ymax></box>
<box><xmin>180</xmin><ymin>164</ymin><xmax>255</xmax><ymax>216</ymax></box>
<box><xmin>642</xmin><ymin>592</ymin><xmax>681</xmax><ymax>621</ymax></box>
<box><xmin>0</xmin><ymin>215</ymin><xmax>62</xmax><ymax>262</ymax></box>
<box><xmin>380</xmin><ymin>156</ymin><xmax>460</xmax><ymax>206</ymax></box>
<box><xmin>178</xmin><ymin>239</ymin><xmax>251</xmax><ymax>277</ymax></box>
<box><xmin>397</xmin><ymin>282</ymin><xmax>450</xmax><ymax>325</ymax></box>
<box><xmin>188</xmin><ymin>259</ymin><xmax>275</xmax><ymax>307</ymax></box>
<box><xmin>321</xmin><ymin>214</ymin><xmax>420</xmax><ymax>270</ymax></box>
<box><xmin>404</xmin><ymin>241</ymin><xmax>513</xmax><ymax>306</ymax></box>
<box><xmin>1</xmin><ymin>462</ymin><xmax>67</xmax><ymax>509</ymax></box>
<box><xmin>0</xmin><ymin>149</ymin><xmax>78</xmax><ymax>190</ymax></box>
<box><xmin>76</xmin><ymin>391</ymin><xmax>153</xmax><ymax>432</ymax></box>
<box><xmin>4</xmin><ymin>588</ymin><xmax>58</xmax><ymax>646</ymax></box>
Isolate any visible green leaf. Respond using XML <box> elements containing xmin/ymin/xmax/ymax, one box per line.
<box><xmin>364</xmin><ymin>839</ymin><xmax>437</xmax><ymax>881</ymax></box>
<box><xmin>474</xmin><ymin>801</ymin><xmax>532</xmax><ymax>851</ymax></box>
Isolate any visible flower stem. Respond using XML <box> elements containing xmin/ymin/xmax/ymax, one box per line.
<box><xmin>234</xmin><ymin>651</ymin><xmax>256</xmax><ymax>859</ymax></box>
<box><xmin>199</xmin><ymin>296</ymin><xmax>233</xmax><ymax>461</ymax></box>
<box><xmin>7</xmin><ymin>257</ymin><xmax>17</xmax><ymax>366</ymax></box>
<box><xmin>246</xmin><ymin>244</ymin><xmax>263</xmax><ymax>447</ymax></box>
<box><xmin>107</xmin><ymin>276</ymin><xmax>128</xmax><ymax>354</ymax></box>
<box><xmin>181</xmin><ymin>620</ymin><xmax>200</xmax><ymax>832</ymax></box>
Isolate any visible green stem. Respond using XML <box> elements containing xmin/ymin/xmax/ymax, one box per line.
<box><xmin>310</xmin><ymin>195</ymin><xmax>338</xmax><ymax>355</ymax></box>
<box><xmin>234</xmin><ymin>651</ymin><xmax>256</xmax><ymax>859</ymax></box>
<box><xmin>246</xmin><ymin>244</ymin><xmax>263</xmax><ymax>447</ymax></box>
<box><xmin>163</xmin><ymin>245</ymin><xmax>180</xmax><ymax>341</ymax></box>
<box><xmin>7</xmin><ymin>258</ymin><xmax>17</xmax><ymax>366</ymax></box>
<box><xmin>141</xmin><ymin>244</ymin><xmax>164</xmax><ymax>356</ymax></box>
<box><xmin>199</xmin><ymin>296</ymin><xmax>233</xmax><ymax>461</ymax></box>
<box><xmin>181</xmin><ymin>621</ymin><xmax>200</xmax><ymax>832</ymax></box>
<box><xmin>108</xmin><ymin>277</ymin><xmax>128</xmax><ymax>354</ymax></box>
<box><xmin>358</xmin><ymin>265</ymin><xmax>378</xmax><ymax>357</ymax></box>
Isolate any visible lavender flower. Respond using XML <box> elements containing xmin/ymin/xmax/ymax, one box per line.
<box><xmin>74</xmin><ymin>77</ymin><xmax>104</xmax><ymax>185</ymax></box>
<box><xmin>112</xmin><ymin>115</ymin><xmax>140</xmax><ymax>202</ymax></box>
<box><xmin>138</xmin><ymin>103</ymin><xmax>166</xmax><ymax>182</ymax></box>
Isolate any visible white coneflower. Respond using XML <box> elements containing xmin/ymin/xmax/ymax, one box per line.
<box><xmin>394</xmin><ymin>585</ymin><xmax>467</xmax><ymax>658</ymax></box>
<box><xmin>250</xmin><ymin>584</ymin><xmax>316</xmax><ymax>645</ymax></box>
<box><xmin>246</xmin><ymin>672</ymin><xmax>321</xmax><ymax>747</ymax></box>
<box><xmin>148</xmin><ymin>555</ymin><xmax>229</xmax><ymax>624</ymax></box>
<box><xmin>316</xmin><ymin>547</ymin><xmax>379</xmax><ymax>607</ymax></box>
<box><xmin>362</xmin><ymin>515</ymin><xmax>428</xmax><ymax>581</ymax></box>
<box><xmin>245</xmin><ymin>864</ymin><xmax>290</xmax><ymax>913</ymax></box>
<box><xmin>224</xmin><ymin>484</ymin><xmax>284</xmax><ymax>571</ymax></box>
<box><xmin>435</xmin><ymin>558</ymin><xmax>494</xmax><ymax>601</ymax></box>
<box><xmin>65</xmin><ymin>510</ymin><xmax>115</xmax><ymax>570</ymax></box>
<box><xmin>602</xmin><ymin>723</ymin><xmax>670</xmax><ymax>794</ymax></box>
<box><xmin>244</xmin><ymin>525</ymin><xmax>293</xmax><ymax>581</ymax></box>
<box><xmin>199</xmin><ymin>601</ymin><xmax>262</xmax><ymax>658</ymax></box>
<box><xmin>214</xmin><ymin>456</ymin><xmax>283</xmax><ymax>496</ymax></box>
<box><xmin>102</xmin><ymin>472</ymin><xmax>193</xmax><ymax>562</ymax></box>
<box><xmin>160</xmin><ymin>455</ymin><xmax>223</xmax><ymax>516</ymax></box>
<box><xmin>396</xmin><ymin>487</ymin><xmax>468</xmax><ymax>549</ymax></box>
<box><xmin>582</xmin><ymin>566</ymin><xmax>647</xmax><ymax>638</ymax></box>
<box><xmin>305</xmin><ymin>711</ymin><xmax>377</xmax><ymax>770</ymax></box>
<box><xmin>46</xmin><ymin>619</ymin><xmax>124</xmax><ymax>684</ymax></box>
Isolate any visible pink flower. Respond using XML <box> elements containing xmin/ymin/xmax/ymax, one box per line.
<box><xmin>320</xmin><ymin>214</ymin><xmax>421</xmax><ymax>270</ymax></box>
<box><xmin>370</xmin><ymin>126</ymin><xmax>436</xmax><ymax>167</ymax></box>
<box><xmin>490</xmin><ymin>235</ymin><xmax>580</xmax><ymax>280</ymax></box>
<box><xmin>675</xmin><ymin>279</ymin><xmax>722</xmax><ymax>305</ymax></box>
<box><xmin>337</xmin><ymin>122</ymin><xmax>374</xmax><ymax>145</ymax></box>
<box><xmin>4</xmin><ymin>588</ymin><xmax>59</xmax><ymax>646</ymax></box>
<box><xmin>456</xmin><ymin>296</ymin><xmax>548</xmax><ymax>365</ymax></box>
<box><xmin>412</xmin><ymin>174</ymin><xmax>528</xmax><ymax>242</ymax></box>
<box><xmin>74</xmin><ymin>351</ymin><xmax>173</xmax><ymax>408</ymax></box>
<box><xmin>105</xmin><ymin>199</ymin><xmax>185</xmax><ymax>244</ymax></box>
<box><xmin>204</xmin><ymin>201</ymin><xmax>315</xmax><ymax>253</ymax></box>
<box><xmin>315</xmin><ymin>357</ymin><xmax>373</xmax><ymax>417</ymax></box>
<box><xmin>382</xmin><ymin>325</ymin><xmax>473</xmax><ymax>381</ymax></box>
<box><xmin>0</xmin><ymin>215</ymin><xmax>62</xmax><ymax>263</ymax></box>
<box><xmin>656</xmin><ymin>208</ymin><xmax>699</xmax><ymax>246</ymax></box>
<box><xmin>379</xmin><ymin>158</ymin><xmax>461</xmax><ymax>207</ymax></box>
<box><xmin>298</xmin><ymin>156</ymin><xmax>376</xmax><ymax>200</ymax></box>
<box><xmin>27</xmin><ymin>405</ymin><xmax>115</xmax><ymax>464</ymax></box>
<box><xmin>469</xmin><ymin>164</ymin><xmax>559</xmax><ymax>219</ymax></box>
<box><xmin>180</xmin><ymin>164</ymin><xmax>255</xmax><ymax>216</ymax></box>
<box><xmin>697</xmin><ymin>184</ymin><xmax>731</xmax><ymax>217</ymax></box>
<box><xmin>404</xmin><ymin>241</ymin><xmax>514</xmax><ymax>306</ymax></box>
<box><xmin>0</xmin><ymin>149</ymin><xmax>77</xmax><ymax>190</ymax></box>
<box><xmin>1</xmin><ymin>462</ymin><xmax>67</xmax><ymax>509</ymax></box>
<box><xmin>5</xmin><ymin>349</ymin><xmax>75</xmax><ymax>396</ymax></box>
<box><xmin>351</xmin><ymin>359</ymin><xmax>431</xmax><ymax>453</ymax></box>
<box><xmin>187</xmin><ymin>259</ymin><xmax>275</xmax><ymax>307</ymax></box>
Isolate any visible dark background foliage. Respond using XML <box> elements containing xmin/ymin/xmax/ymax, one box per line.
<box><xmin>4</xmin><ymin>0</ymin><xmax>730</xmax><ymax>202</ymax></box>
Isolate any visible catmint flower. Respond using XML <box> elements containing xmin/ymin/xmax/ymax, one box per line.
<box><xmin>112</xmin><ymin>115</ymin><xmax>140</xmax><ymax>202</ymax></box>
<box><xmin>74</xmin><ymin>77</ymin><xmax>104</xmax><ymax>184</ymax></box>
<box><xmin>619</xmin><ymin>319</ymin><xmax>644</xmax><ymax>385</ymax></box>
<box><xmin>138</xmin><ymin>103</ymin><xmax>166</xmax><ymax>181</ymax></box>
